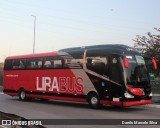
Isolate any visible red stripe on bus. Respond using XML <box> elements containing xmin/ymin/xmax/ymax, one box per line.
<box><xmin>122</xmin><ymin>100</ymin><xmax>151</xmax><ymax>107</ymax></box>
<box><xmin>100</xmin><ymin>100</ymin><xmax>151</xmax><ymax>107</ymax></box>
<box><xmin>28</xmin><ymin>94</ymin><xmax>86</xmax><ymax>102</ymax></box>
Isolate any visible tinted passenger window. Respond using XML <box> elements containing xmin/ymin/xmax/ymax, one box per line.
<box><xmin>54</xmin><ymin>57</ymin><xmax>62</xmax><ymax>69</ymax></box>
<box><xmin>43</xmin><ymin>56</ymin><xmax>65</xmax><ymax>69</ymax></box>
<box><xmin>27</xmin><ymin>58</ymin><xmax>43</xmax><ymax>69</ymax></box>
<box><xmin>44</xmin><ymin>57</ymin><xmax>54</xmax><ymax>69</ymax></box>
<box><xmin>62</xmin><ymin>55</ymin><xmax>82</xmax><ymax>69</ymax></box>
<box><xmin>12</xmin><ymin>59</ymin><xmax>26</xmax><ymax>69</ymax></box>
<box><xmin>86</xmin><ymin>56</ymin><xmax>108</xmax><ymax>75</ymax></box>
<box><xmin>4</xmin><ymin>60</ymin><xmax>12</xmax><ymax>70</ymax></box>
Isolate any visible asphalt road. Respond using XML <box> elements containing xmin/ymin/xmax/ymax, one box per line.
<box><xmin>0</xmin><ymin>93</ymin><xmax>160</xmax><ymax>128</ymax></box>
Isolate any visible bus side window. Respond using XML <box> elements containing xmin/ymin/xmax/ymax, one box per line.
<box><xmin>4</xmin><ymin>60</ymin><xmax>13</xmax><ymax>70</ymax></box>
<box><xmin>12</xmin><ymin>59</ymin><xmax>26</xmax><ymax>69</ymax></box>
<box><xmin>86</xmin><ymin>56</ymin><xmax>108</xmax><ymax>76</ymax></box>
<box><xmin>13</xmin><ymin>60</ymin><xmax>20</xmax><ymax>69</ymax></box>
<box><xmin>44</xmin><ymin>57</ymin><xmax>54</xmax><ymax>69</ymax></box>
<box><xmin>27</xmin><ymin>60</ymin><xmax>33</xmax><ymax>69</ymax></box>
<box><xmin>19</xmin><ymin>59</ymin><xmax>26</xmax><ymax>69</ymax></box>
<box><xmin>54</xmin><ymin>57</ymin><xmax>62</xmax><ymax>69</ymax></box>
<box><xmin>63</xmin><ymin>55</ymin><xmax>83</xmax><ymax>69</ymax></box>
<box><xmin>36</xmin><ymin>59</ymin><xmax>43</xmax><ymax>69</ymax></box>
<box><xmin>27</xmin><ymin>58</ymin><xmax>43</xmax><ymax>69</ymax></box>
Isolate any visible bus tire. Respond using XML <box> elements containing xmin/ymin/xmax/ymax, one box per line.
<box><xmin>88</xmin><ymin>93</ymin><xmax>101</xmax><ymax>109</ymax></box>
<box><xmin>18</xmin><ymin>89</ymin><xmax>26</xmax><ymax>101</ymax></box>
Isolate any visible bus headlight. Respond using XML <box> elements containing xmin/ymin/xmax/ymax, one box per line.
<box><xmin>149</xmin><ymin>92</ymin><xmax>152</xmax><ymax>97</ymax></box>
<box><xmin>124</xmin><ymin>92</ymin><xmax>134</xmax><ymax>98</ymax></box>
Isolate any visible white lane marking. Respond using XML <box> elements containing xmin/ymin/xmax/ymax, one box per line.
<box><xmin>0</xmin><ymin>92</ymin><xmax>4</xmax><ymax>94</ymax></box>
<box><xmin>0</xmin><ymin>125</ymin><xmax>8</xmax><ymax>128</ymax></box>
<box><xmin>153</xmin><ymin>94</ymin><xmax>160</xmax><ymax>96</ymax></box>
<box><xmin>146</xmin><ymin>104</ymin><xmax>160</xmax><ymax>108</ymax></box>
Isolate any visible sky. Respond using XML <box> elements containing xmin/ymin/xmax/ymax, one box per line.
<box><xmin>0</xmin><ymin>0</ymin><xmax>160</xmax><ymax>62</ymax></box>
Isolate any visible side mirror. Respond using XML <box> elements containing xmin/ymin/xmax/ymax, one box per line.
<box><xmin>152</xmin><ymin>58</ymin><xmax>157</xmax><ymax>70</ymax></box>
<box><xmin>123</xmin><ymin>57</ymin><xmax>129</xmax><ymax>68</ymax></box>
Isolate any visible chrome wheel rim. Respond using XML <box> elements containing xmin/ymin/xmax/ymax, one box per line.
<box><xmin>21</xmin><ymin>91</ymin><xmax>25</xmax><ymax>99</ymax></box>
<box><xmin>91</xmin><ymin>97</ymin><xmax>98</xmax><ymax>105</ymax></box>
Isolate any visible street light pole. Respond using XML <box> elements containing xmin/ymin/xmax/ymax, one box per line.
<box><xmin>31</xmin><ymin>15</ymin><xmax>36</xmax><ymax>54</ymax></box>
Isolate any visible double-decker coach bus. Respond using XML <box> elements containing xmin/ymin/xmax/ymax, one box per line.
<box><xmin>3</xmin><ymin>44</ymin><xmax>154</xmax><ymax>108</ymax></box>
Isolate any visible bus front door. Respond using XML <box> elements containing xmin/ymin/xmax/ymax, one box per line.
<box><xmin>108</xmin><ymin>56</ymin><xmax>124</xmax><ymax>103</ymax></box>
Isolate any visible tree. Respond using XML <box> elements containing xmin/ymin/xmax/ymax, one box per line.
<box><xmin>133</xmin><ymin>28</ymin><xmax>160</xmax><ymax>59</ymax></box>
<box><xmin>133</xmin><ymin>28</ymin><xmax>160</xmax><ymax>78</ymax></box>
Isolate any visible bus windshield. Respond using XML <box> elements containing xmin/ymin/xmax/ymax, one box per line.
<box><xmin>124</xmin><ymin>55</ymin><xmax>150</xmax><ymax>86</ymax></box>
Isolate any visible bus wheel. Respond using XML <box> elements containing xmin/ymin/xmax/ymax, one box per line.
<box><xmin>18</xmin><ymin>89</ymin><xmax>26</xmax><ymax>101</ymax></box>
<box><xmin>88</xmin><ymin>93</ymin><xmax>101</xmax><ymax>109</ymax></box>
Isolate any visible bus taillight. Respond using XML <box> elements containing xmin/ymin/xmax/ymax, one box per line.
<box><xmin>152</xmin><ymin>58</ymin><xmax>157</xmax><ymax>70</ymax></box>
<box><xmin>123</xmin><ymin>57</ymin><xmax>129</xmax><ymax>68</ymax></box>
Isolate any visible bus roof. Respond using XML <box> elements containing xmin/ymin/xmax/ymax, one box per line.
<box><xmin>60</xmin><ymin>44</ymin><xmax>128</xmax><ymax>51</ymax></box>
<box><xmin>5</xmin><ymin>51</ymin><xmax>67</xmax><ymax>60</ymax></box>
<box><xmin>59</xmin><ymin>44</ymin><xmax>140</xmax><ymax>56</ymax></box>
<box><xmin>5</xmin><ymin>44</ymin><xmax>141</xmax><ymax>60</ymax></box>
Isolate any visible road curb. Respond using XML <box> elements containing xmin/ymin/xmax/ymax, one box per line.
<box><xmin>0</xmin><ymin>85</ymin><xmax>2</xmax><ymax>91</ymax></box>
<box><xmin>145</xmin><ymin>104</ymin><xmax>160</xmax><ymax>109</ymax></box>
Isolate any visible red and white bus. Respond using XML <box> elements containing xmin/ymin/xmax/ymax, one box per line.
<box><xmin>3</xmin><ymin>44</ymin><xmax>155</xmax><ymax>108</ymax></box>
